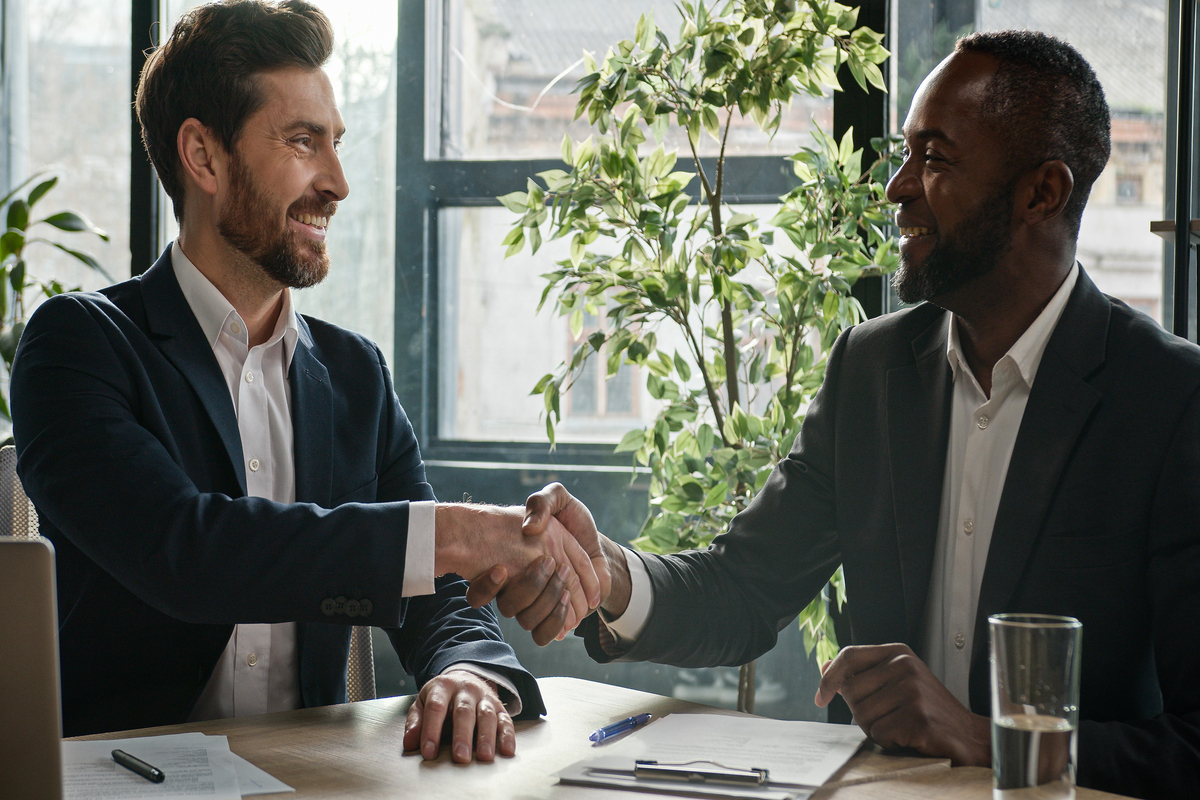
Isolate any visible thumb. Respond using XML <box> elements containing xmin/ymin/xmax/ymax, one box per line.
<box><xmin>464</xmin><ymin>565</ymin><xmax>507</xmax><ymax>608</ymax></box>
<box><xmin>523</xmin><ymin>482</ymin><xmax>569</xmax><ymax>535</ymax></box>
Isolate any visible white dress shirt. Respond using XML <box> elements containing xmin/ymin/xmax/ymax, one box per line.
<box><xmin>603</xmin><ymin>264</ymin><xmax>1081</xmax><ymax>697</ymax></box>
<box><xmin>170</xmin><ymin>243</ymin><xmax>517</xmax><ymax>720</ymax></box>
<box><xmin>920</xmin><ymin>262</ymin><xmax>1078</xmax><ymax>704</ymax></box>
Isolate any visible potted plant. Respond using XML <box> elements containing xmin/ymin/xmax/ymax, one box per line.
<box><xmin>1</xmin><ymin>173</ymin><xmax>112</xmax><ymax>423</ymax></box>
<box><xmin>500</xmin><ymin>0</ymin><xmax>898</xmax><ymax>712</ymax></box>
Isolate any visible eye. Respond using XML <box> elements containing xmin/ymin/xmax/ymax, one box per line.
<box><xmin>333</xmin><ymin>139</ymin><xmax>343</xmax><ymax>153</ymax></box>
<box><xmin>292</xmin><ymin>135</ymin><xmax>313</xmax><ymax>150</ymax></box>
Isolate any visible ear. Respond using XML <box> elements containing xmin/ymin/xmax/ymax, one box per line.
<box><xmin>177</xmin><ymin>118</ymin><xmax>224</xmax><ymax>198</ymax></box>
<box><xmin>1020</xmin><ymin>159</ymin><xmax>1074</xmax><ymax>226</ymax></box>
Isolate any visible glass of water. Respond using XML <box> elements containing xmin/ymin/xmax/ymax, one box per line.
<box><xmin>988</xmin><ymin>614</ymin><xmax>1082</xmax><ymax>800</ymax></box>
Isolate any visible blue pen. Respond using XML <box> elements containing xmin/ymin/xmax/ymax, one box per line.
<box><xmin>589</xmin><ymin>712</ymin><xmax>653</xmax><ymax>743</ymax></box>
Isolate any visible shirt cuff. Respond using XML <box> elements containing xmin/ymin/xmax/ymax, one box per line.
<box><xmin>442</xmin><ymin>664</ymin><xmax>523</xmax><ymax>717</ymax></box>
<box><xmin>402</xmin><ymin>501</ymin><xmax>436</xmax><ymax>597</ymax></box>
<box><xmin>598</xmin><ymin>546</ymin><xmax>653</xmax><ymax>646</ymax></box>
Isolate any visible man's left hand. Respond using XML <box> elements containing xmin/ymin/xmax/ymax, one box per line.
<box><xmin>403</xmin><ymin>670</ymin><xmax>516</xmax><ymax>763</ymax></box>
<box><xmin>814</xmin><ymin>644</ymin><xmax>990</xmax><ymax>767</ymax></box>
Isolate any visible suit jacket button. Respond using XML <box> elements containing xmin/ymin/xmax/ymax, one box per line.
<box><xmin>345</xmin><ymin>599</ymin><xmax>361</xmax><ymax>618</ymax></box>
<box><xmin>334</xmin><ymin>596</ymin><xmax>347</xmax><ymax>614</ymax></box>
<box><xmin>321</xmin><ymin>598</ymin><xmax>336</xmax><ymax>616</ymax></box>
<box><xmin>359</xmin><ymin>599</ymin><xmax>372</xmax><ymax>617</ymax></box>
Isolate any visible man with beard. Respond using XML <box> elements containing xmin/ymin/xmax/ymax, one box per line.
<box><xmin>471</xmin><ymin>30</ymin><xmax>1200</xmax><ymax>797</ymax></box>
<box><xmin>8</xmin><ymin>0</ymin><xmax>605</xmax><ymax>764</ymax></box>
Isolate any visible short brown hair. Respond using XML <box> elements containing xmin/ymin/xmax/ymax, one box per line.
<box><xmin>136</xmin><ymin>0</ymin><xmax>334</xmax><ymax>220</ymax></box>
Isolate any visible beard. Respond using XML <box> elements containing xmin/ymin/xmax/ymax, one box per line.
<box><xmin>893</xmin><ymin>180</ymin><xmax>1016</xmax><ymax>306</ymax></box>
<box><xmin>217</xmin><ymin>151</ymin><xmax>336</xmax><ymax>290</ymax></box>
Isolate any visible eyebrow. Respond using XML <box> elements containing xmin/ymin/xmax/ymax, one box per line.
<box><xmin>286</xmin><ymin>120</ymin><xmax>346</xmax><ymax>139</ymax></box>
<box><xmin>903</xmin><ymin>127</ymin><xmax>957</xmax><ymax>147</ymax></box>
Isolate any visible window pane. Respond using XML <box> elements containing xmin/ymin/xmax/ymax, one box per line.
<box><xmin>438</xmin><ymin>0</ymin><xmax>832</xmax><ymax>160</ymax></box>
<box><xmin>161</xmin><ymin>0</ymin><xmax>397</xmax><ymax>368</ymax></box>
<box><xmin>439</xmin><ymin>203</ymin><xmax>811</xmax><ymax>444</ymax></box>
<box><xmin>893</xmin><ymin>0</ymin><xmax>1167</xmax><ymax>321</ymax></box>
<box><xmin>14</xmin><ymin>0</ymin><xmax>132</xmax><ymax>290</ymax></box>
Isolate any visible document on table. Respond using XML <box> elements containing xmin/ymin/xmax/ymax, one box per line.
<box><xmin>62</xmin><ymin>732</ymin><xmax>293</xmax><ymax>800</ymax></box>
<box><xmin>558</xmin><ymin>713</ymin><xmax>866</xmax><ymax>798</ymax></box>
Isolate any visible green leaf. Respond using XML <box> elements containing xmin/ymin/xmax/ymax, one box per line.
<box><xmin>498</xmin><ymin>191</ymin><xmax>528</xmax><ymax>214</ymax></box>
<box><xmin>0</xmin><ymin>321</ymin><xmax>25</xmax><ymax>367</ymax></box>
<box><xmin>697</xmin><ymin>423</ymin><xmax>714</xmax><ymax>453</ymax></box>
<box><xmin>43</xmin><ymin>242</ymin><xmax>116</xmax><ymax>282</ymax></box>
<box><xmin>673</xmin><ymin>351</ymin><xmax>692</xmax><ymax>382</ymax></box>
<box><xmin>615</xmin><ymin>428</ymin><xmax>646</xmax><ymax>453</ymax></box>
<box><xmin>0</xmin><ymin>231</ymin><xmax>22</xmax><ymax>262</ymax></box>
<box><xmin>7</xmin><ymin>200</ymin><xmax>29</xmax><ymax>233</ymax></box>
<box><xmin>9</xmin><ymin>260</ymin><xmax>24</xmax><ymax>293</ymax></box>
<box><xmin>0</xmin><ymin>172</ymin><xmax>45</xmax><ymax>210</ymax></box>
<box><xmin>703</xmin><ymin>481</ymin><xmax>729</xmax><ymax>508</ymax></box>
<box><xmin>27</xmin><ymin>177</ymin><xmax>58</xmax><ymax>209</ymax></box>
<box><xmin>560</xmin><ymin>134</ymin><xmax>574</xmax><ymax>165</ymax></box>
<box><xmin>39</xmin><ymin>211</ymin><xmax>109</xmax><ymax>241</ymax></box>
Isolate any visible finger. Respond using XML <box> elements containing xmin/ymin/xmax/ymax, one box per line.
<box><xmin>403</xmin><ymin>695</ymin><xmax>424</xmax><ymax>753</ymax></box>
<box><xmin>420</xmin><ymin>682</ymin><xmax>451</xmax><ymax>760</ymax></box>
<box><xmin>474</xmin><ymin>699</ymin><xmax>500</xmax><ymax>762</ymax></box>
<box><xmin>450</xmin><ymin>690</ymin><xmax>479</xmax><ymax>764</ymax></box>
<box><xmin>815</xmin><ymin>644</ymin><xmax>909</xmax><ymax>707</ymax></box>
<box><xmin>497</xmin><ymin>710</ymin><xmax>517</xmax><ymax>757</ymax></box>
<box><xmin>512</xmin><ymin>560</ymin><xmax>568</xmax><ymax>639</ymax></box>
<box><xmin>464</xmin><ymin>565</ymin><xmax>507</xmax><ymax>608</ymax></box>
<box><xmin>558</xmin><ymin>519</ymin><xmax>602</xmax><ymax>609</ymax></box>
<box><xmin>498</xmin><ymin>556</ymin><xmax>558</xmax><ymax>619</ymax></box>
<box><xmin>530</xmin><ymin>588</ymin><xmax>572</xmax><ymax>646</ymax></box>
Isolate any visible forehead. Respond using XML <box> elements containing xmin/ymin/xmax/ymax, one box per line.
<box><xmin>902</xmin><ymin>51</ymin><xmax>998</xmax><ymax>144</ymax></box>
<box><xmin>249</xmin><ymin>66</ymin><xmax>344</xmax><ymax>134</ymax></box>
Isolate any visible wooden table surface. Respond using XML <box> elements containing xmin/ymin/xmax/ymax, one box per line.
<box><xmin>75</xmin><ymin>676</ymin><xmax>1131</xmax><ymax>800</ymax></box>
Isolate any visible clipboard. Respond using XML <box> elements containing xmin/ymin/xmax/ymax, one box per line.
<box><xmin>557</xmin><ymin>756</ymin><xmax>811</xmax><ymax>799</ymax></box>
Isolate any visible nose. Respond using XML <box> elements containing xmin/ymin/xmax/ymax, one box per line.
<box><xmin>885</xmin><ymin>154</ymin><xmax>919</xmax><ymax>206</ymax></box>
<box><xmin>318</xmin><ymin>147</ymin><xmax>349</xmax><ymax>202</ymax></box>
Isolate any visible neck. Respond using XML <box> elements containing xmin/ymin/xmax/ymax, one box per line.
<box><xmin>940</xmin><ymin>256</ymin><xmax>1073</xmax><ymax>397</ymax></box>
<box><xmin>178</xmin><ymin>226</ymin><xmax>287</xmax><ymax>347</ymax></box>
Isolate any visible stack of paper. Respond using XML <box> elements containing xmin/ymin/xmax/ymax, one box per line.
<box><xmin>559</xmin><ymin>713</ymin><xmax>866</xmax><ymax>799</ymax></box>
<box><xmin>62</xmin><ymin>732</ymin><xmax>293</xmax><ymax>800</ymax></box>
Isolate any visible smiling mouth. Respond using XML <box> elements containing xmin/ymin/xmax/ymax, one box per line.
<box><xmin>900</xmin><ymin>226</ymin><xmax>934</xmax><ymax>236</ymax></box>
<box><xmin>290</xmin><ymin>213</ymin><xmax>329</xmax><ymax>229</ymax></box>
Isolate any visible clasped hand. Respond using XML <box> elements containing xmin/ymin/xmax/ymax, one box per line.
<box><xmin>465</xmin><ymin>483</ymin><xmax>618</xmax><ymax>645</ymax></box>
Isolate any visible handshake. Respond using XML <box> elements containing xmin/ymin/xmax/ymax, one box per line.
<box><xmin>435</xmin><ymin>483</ymin><xmax>627</xmax><ymax>645</ymax></box>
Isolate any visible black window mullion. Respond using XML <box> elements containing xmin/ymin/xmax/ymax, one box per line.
<box><xmin>129</xmin><ymin>0</ymin><xmax>160</xmax><ymax>277</ymax></box>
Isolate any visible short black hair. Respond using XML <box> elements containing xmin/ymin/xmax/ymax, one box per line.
<box><xmin>136</xmin><ymin>0</ymin><xmax>334</xmax><ymax>221</ymax></box>
<box><xmin>955</xmin><ymin>30</ymin><xmax>1111</xmax><ymax>234</ymax></box>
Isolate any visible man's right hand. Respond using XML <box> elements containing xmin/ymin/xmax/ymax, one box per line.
<box><xmin>466</xmin><ymin>483</ymin><xmax>630</xmax><ymax>645</ymax></box>
<box><xmin>434</xmin><ymin>502</ymin><xmax>601</xmax><ymax>632</ymax></box>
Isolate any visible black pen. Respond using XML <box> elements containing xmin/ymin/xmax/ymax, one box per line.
<box><xmin>112</xmin><ymin>749</ymin><xmax>166</xmax><ymax>783</ymax></box>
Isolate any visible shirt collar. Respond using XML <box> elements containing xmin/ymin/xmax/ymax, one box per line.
<box><xmin>170</xmin><ymin>240</ymin><xmax>300</xmax><ymax>367</ymax></box>
<box><xmin>945</xmin><ymin>261</ymin><xmax>1079</xmax><ymax>389</ymax></box>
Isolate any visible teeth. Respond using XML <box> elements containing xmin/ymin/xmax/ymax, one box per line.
<box><xmin>291</xmin><ymin>213</ymin><xmax>328</xmax><ymax>228</ymax></box>
<box><xmin>900</xmin><ymin>226</ymin><xmax>933</xmax><ymax>236</ymax></box>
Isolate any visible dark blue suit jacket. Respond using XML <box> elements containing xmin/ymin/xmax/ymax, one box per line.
<box><xmin>581</xmin><ymin>269</ymin><xmax>1200</xmax><ymax>798</ymax></box>
<box><xmin>11</xmin><ymin>250</ymin><xmax>543</xmax><ymax>736</ymax></box>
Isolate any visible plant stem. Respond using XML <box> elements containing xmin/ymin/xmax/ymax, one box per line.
<box><xmin>713</xmin><ymin>111</ymin><xmax>740</xmax><ymax>417</ymax></box>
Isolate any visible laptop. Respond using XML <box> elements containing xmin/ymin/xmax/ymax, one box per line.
<box><xmin>0</xmin><ymin>535</ymin><xmax>63</xmax><ymax>800</ymax></box>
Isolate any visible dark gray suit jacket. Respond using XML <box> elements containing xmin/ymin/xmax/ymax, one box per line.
<box><xmin>581</xmin><ymin>268</ymin><xmax>1200</xmax><ymax>798</ymax></box>
<box><xmin>12</xmin><ymin>250</ymin><xmax>543</xmax><ymax>736</ymax></box>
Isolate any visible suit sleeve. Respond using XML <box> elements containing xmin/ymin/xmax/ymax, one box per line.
<box><xmin>578</xmin><ymin>328</ymin><xmax>849</xmax><ymax>667</ymax></box>
<box><xmin>1075</xmin><ymin>385</ymin><xmax>1200</xmax><ymax>797</ymax></box>
<box><xmin>366</xmin><ymin>346</ymin><xmax>545</xmax><ymax>719</ymax></box>
<box><xmin>12</xmin><ymin>293</ymin><xmax>419</xmax><ymax>627</ymax></box>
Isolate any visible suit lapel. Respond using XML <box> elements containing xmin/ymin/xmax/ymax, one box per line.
<box><xmin>141</xmin><ymin>250</ymin><xmax>247</xmax><ymax>494</ymax></box>
<box><xmin>887</xmin><ymin>309</ymin><xmax>955</xmax><ymax>644</ymax></box>
<box><xmin>971</xmin><ymin>269</ymin><xmax>1109</xmax><ymax>663</ymax></box>
<box><xmin>289</xmin><ymin>317</ymin><xmax>333</xmax><ymax>507</ymax></box>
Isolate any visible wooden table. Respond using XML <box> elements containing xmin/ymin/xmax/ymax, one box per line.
<box><xmin>76</xmin><ymin>677</ymin><xmax>1131</xmax><ymax>799</ymax></box>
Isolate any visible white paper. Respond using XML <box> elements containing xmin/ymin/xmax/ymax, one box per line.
<box><xmin>62</xmin><ymin>732</ymin><xmax>293</xmax><ymax>800</ymax></box>
<box><xmin>63</xmin><ymin>734</ymin><xmax>240</xmax><ymax>800</ymax></box>
<box><xmin>584</xmin><ymin>713</ymin><xmax>866</xmax><ymax>789</ymax></box>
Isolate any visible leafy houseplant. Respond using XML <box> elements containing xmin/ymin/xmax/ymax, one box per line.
<box><xmin>500</xmin><ymin>0</ymin><xmax>898</xmax><ymax>712</ymax></box>
<box><xmin>0</xmin><ymin>173</ymin><xmax>112</xmax><ymax>421</ymax></box>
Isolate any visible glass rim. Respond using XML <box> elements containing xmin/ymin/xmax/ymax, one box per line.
<box><xmin>988</xmin><ymin>613</ymin><xmax>1081</xmax><ymax>629</ymax></box>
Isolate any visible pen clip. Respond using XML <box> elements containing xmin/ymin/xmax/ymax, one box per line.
<box><xmin>634</xmin><ymin>759</ymin><xmax>769</xmax><ymax>786</ymax></box>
